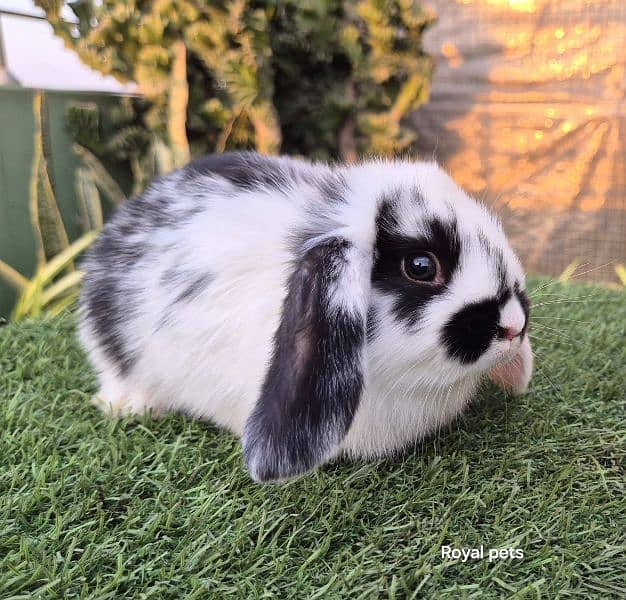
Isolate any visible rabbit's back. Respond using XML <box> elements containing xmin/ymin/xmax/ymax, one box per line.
<box><xmin>79</xmin><ymin>153</ymin><xmax>330</xmax><ymax>431</ymax></box>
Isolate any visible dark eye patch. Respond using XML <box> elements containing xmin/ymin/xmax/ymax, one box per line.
<box><xmin>371</xmin><ymin>198</ymin><xmax>461</xmax><ymax>327</ymax></box>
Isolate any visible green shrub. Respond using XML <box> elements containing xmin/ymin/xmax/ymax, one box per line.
<box><xmin>37</xmin><ymin>0</ymin><xmax>434</xmax><ymax>161</ymax></box>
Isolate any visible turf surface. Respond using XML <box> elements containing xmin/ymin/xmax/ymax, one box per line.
<box><xmin>0</xmin><ymin>278</ymin><xmax>624</xmax><ymax>598</ymax></box>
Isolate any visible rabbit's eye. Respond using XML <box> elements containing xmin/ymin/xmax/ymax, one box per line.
<box><xmin>402</xmin><ymin>253</ymin><xmax>438</xmax><ymax>282</ymax></box>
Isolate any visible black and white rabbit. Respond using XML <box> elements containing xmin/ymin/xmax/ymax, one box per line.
<box><xmin>79</xmin><ymin>152</ymin><xmax>532</xmax><ymax>482</ymax></box>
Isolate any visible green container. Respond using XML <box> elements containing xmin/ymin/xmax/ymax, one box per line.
<box><xmin>0</xmin><ymin>87</ymin><xmax>129</xmax><ymax>318</ymax></box>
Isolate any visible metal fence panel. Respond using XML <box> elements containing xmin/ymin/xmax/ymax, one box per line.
<box><xmin>0</xmin><ymin>87</ymin><xmax>124</xmax><ymax>317</ymax></box>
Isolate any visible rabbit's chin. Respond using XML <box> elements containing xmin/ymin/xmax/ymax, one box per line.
<box><xmin>488</xmin><ymin>335</ymin><xmax>533</xmax><ymax>395</ymax></box>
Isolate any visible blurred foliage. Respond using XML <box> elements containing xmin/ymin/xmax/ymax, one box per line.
<box><xmin>0</xmin><ymin>92</ymin><xmax>100</xmax><ymax>321</ymax></box>
<box><xmin>5</xmin><ymin>232</ymin><xmax>98</xmax><ymax>321</ymax></box>
<box><xmin>65</xmin><ymin>97</ymin><xmax>166</xmax><ymax>196</ymax></box>
<box><xmin>5</xmin><ymin>2</ymin><xmax>434</xmax><ymax>318</ymax></box>
<box><xmin>28</xmin><ymin>91</ymin><xmax>71</xmax><ymax>264</ymax></box>
<box><xmin>36</xmin><ymin>0</ymin><xmax>434</xmax><ymax>161</ymax></box>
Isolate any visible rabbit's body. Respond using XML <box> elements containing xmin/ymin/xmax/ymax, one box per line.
<box><xmin>80</xmin><ymin>152</ymin><xmax>532</xmax><ymax>481</ymax></box>
<box><xmin>81</xmin><ymin>155</ymin><xmax>319</xmax><ymax>431</ymax></box>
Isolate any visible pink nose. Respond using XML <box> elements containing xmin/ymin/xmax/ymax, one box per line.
<box><xmin>501</xmin><ymin>326</ymin><xmax>522</xmax><ymax>341</ymax></box>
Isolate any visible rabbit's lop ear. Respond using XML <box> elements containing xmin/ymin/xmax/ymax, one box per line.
<box><xmin>243</xmin><ymin>238</ymin><xmax>371</xmax><ymax>482</ymax></box>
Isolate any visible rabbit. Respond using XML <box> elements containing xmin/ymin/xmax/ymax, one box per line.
<box><xmin>79</xmin><ymin>151</ymin><xmax>533</xmax><ymax>482</ymax></box>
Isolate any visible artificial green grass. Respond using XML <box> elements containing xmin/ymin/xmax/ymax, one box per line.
<box><xmin>0</xmin><ymin>278</ymin><xmax>624</xmax><ymax>598</ymax></box>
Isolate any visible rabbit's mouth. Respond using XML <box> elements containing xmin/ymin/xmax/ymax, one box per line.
<box><xmin>492</xmin><ymin>335</ymin><xmax>525</xmax><ymax>364</ymax></box>
<box><xmin>488</xmin><ymin>335</ymin><xmax>533</xmax><ymax>395</ymax></box>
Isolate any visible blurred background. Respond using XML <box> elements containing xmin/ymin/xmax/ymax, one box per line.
<box><xmin>414</xmin><ymin>0</ymin><xmax>625</xmax><ymax>289</ymax></box>
<box><xmin>0</xmin><ymin>0</ymin><xmax>624</xmax><ymax>319</ymax></box>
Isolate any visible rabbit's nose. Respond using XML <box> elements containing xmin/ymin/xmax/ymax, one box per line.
<box><xmin>498</xmin><ymin>295</ymin><xmax>526</xmax><ymax>340</ymax></box>
<box><xmin>497</xmin><ymin>325</ymin><xmax>523</xmax><ymax>341</ymax></box>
